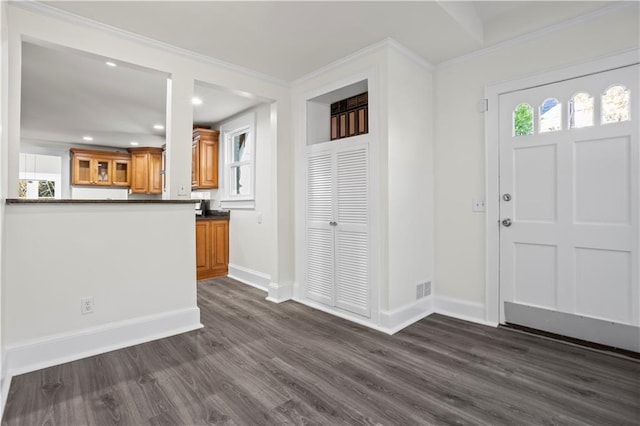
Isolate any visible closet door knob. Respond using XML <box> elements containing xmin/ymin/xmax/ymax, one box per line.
<box><xmin>329</xmin><ymin>221</ymin><xmax>337</xmax><ymax>226</ymax></box>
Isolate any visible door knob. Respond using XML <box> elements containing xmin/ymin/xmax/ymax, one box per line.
<box><xmin>329</xmin><ymin>221</ymin><xmax>337</xmax><ymax>226</ymax></box>
<box><xmin>502</xmin><ymin>218</ymin><xmax>512</xmax><ymax>227</ymax></box>
<box><xmin>503</xmin><ymin>193</ymin><xmax>512</xmax><ymax>202</ymax></box>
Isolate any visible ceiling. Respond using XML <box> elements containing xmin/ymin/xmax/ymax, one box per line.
<box><xmin>40</xmin><ymin>1</ymin><xmax>617</xmax><ymax>82</ymax></box>
<box><xmin>21</xmin><ymin>41</ymin><xmax>265</xmax><ymax>148</ymax></box>
<box><xmin>20</xmin><ymin>1</ymin><xmax>621</xmax><ymax>149</ymax></box>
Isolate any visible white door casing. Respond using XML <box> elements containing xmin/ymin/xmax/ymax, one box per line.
<box><xmin>305</xmin><ymin>138</ymin><xmax>371</xmax><ymax>318</ymax></box>
<box><xmin>498</xmin><ymin>65</ymin><xmax>639</xmax><ymax>339</ymax></box>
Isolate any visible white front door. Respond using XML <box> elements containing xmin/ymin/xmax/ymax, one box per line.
<box><xmin>499</xmin><ymin>65</ymin><xmax>639</xmax><ymax>351</ymax></box>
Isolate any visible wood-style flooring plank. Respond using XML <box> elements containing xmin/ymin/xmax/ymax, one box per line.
<box><xmin>2</xmin><ymin>276</ymin><xmax>639</xmax><ymax>425</ymax></box>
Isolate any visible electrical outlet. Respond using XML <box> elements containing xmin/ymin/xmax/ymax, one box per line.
<box><xmin>178</xmin><ymin>185</ymin><xmax>187</xmax><ymax>196</ymax></box>
<box><xmin>81</xmin><ymin>297</ymin><xmax>94</xmax><ymax>315</ymax></box>
<box><xmin>416</xmin><ymin>283</ymin><xmax>424</xmax><ymax>300</ymax></box>
<box><xmin>472</xmin><ymin>198</ymin><xmax>486</xmax><ymax>212</ymax></box>
<box><xmin>424</xmin><ymin>281</ymin><xmax>432</xmax><ymax>296</ymax></box>
<box><xmin>257</xmin><ymin>212</ymin><xmax>263</xmax><ymax>224</ymax></box>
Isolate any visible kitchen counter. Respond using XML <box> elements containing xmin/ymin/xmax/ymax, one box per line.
<box><xmin>6</xmin><ymin>198</ymin><xmax>196</xmax><ymax>204</ymax></box>
<box><xmin>196</xmin><ymin>211</ymin><xmax>230</xmax><ymax>220</ymax></box>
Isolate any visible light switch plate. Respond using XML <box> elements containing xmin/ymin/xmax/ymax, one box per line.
<box><xmin>472</xmin><ymin>198</ymin><xmax>486</xmax><ymax>212</ymax></box>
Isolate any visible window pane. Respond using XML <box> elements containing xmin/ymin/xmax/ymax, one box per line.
<box><xmin>38</xmin><ymin>180</ymin><xmax>55</xmax><ymax>198</ymax></box>
<box><xmin>539</xmin><ymin>98</ymin><xmax>562</xmax><ymax>133</ymax></box>
<box><xmin>230</xmin><ymin>165</ymin><xmax>251</xmax><ymax>196</ymax></box>
<box><xmin>233</xmin><ymin>132</ymin><xmax>250</xmax><ymax>162</ymax></box>
<box><xmin>513</xmin><ymin>103</ymin><xmax>534</xmax><ymax>136</ymax></box>
<box><xmin>569</xmin><ymin>92</ymin><xmax>594</xmax><ymax>129</ymax></box>
<box><xmin>97</xmin><ymin>160</ymin><xmax>110</xmax><ymax>182</ymax></box>
<box><xmin>602</xmin><ymin>85</ymin><xmax>630</xmax><ymax>124</ymax></box>
<box><xmin>18</xmin><ymin>179</ymin><xmax>27</xmax><ymax>198</ymax></box>
<box><xmin>19</xmin><ymin>179</ymin><xmax>55</xmax><ymax>199</ymax></box>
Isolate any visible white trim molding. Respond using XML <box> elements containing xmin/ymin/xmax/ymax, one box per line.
<box><xmin>379</xmin><ymin>297</ymin><xmax>434</xmax><ymax>335</ymax></box>
<box><xmin>266</xmin><ymin>281</ymin><xmax>293</xmax><ymax>303</ymax></box>
<box><xmin>438</xmin><ymin>2</ymin><xmax>636</xmax><ymax>70</ymax></box>
<box><xmin>0</xmin><ymin>359</ymin><xmax>10</xmax><ymax>420</ymax></box>
<box><xmin>3</xmin><ymin>307</ymin><xmax>202</xmax><ymax>377</ymax></box>
<box><xmin>434</xmin><ymin>296</ymin><xmax>497</xmax><ymax>327</ymax></box>
<box><xmin>292</xmin><ymin>37</ymin><xmax>433</xmax><ymax>86</ymax></box>
<box><xmin>484</xmin><ymin>49</ymin><xmax>640</xmax><ymax>325</ymax></box>
<box><xmin>227</xmin><ymin>264</ymin><xmax>270</xmax><ymax>292</ymax></box>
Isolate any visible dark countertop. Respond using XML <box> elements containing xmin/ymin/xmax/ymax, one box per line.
<box><xmin>6</xmin><ymin>199</ymin><xmax>197</xmax><ymax>204</ymax></box>
<box><xmin>196</xmin><ymin>211</ymin><xmax>230</xmax><ymax>220</ymax></box>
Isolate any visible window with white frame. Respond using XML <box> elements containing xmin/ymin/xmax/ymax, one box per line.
<box><xmin>220</xmin><ymin>112</ymin><xmax>256</xmax><ymax>209</ymax></box>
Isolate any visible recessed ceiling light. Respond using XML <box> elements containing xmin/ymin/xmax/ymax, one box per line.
<box><xmin>105</xmin><ymin>61</ymin><xmax>117</xmax><ymax>67</ymax></box>
<box><xmin>129</xmin><ymin>141</ymin><xmax>139</xmax><ymax>146</ymax></box>
<box><xmin>153</xmin><ymin>124</ymin><xmax>165</xmax><ymax>130</ymax></box>
<box><xmin>82</xmin><ymin>136</ymin><xmax>93</xmax><ymax>141</ymax></box>
<box><xmin>192</xmin><ymin>97</ymin><xmax>203</xmax><ymax>105</ymax></box>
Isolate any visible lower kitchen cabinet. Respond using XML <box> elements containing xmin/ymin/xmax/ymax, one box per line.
<box><xmin>196</xmin><ymin>219</ymin><xmax>229</xmax><ymax>280</ymax></box>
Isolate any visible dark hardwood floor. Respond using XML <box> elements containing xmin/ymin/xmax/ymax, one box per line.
<box><xmin>3</xmin><ymin>277</ymin><xmax>639</xmax><ymax>425</ymax></box>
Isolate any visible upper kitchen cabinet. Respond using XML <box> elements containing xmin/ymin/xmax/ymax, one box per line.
<box><xmin>192</xmin><ymin>128</ymin><xmax>219</xmax><ymax>189</ymax></box>
<box><xmin>128</xmin><ymin>147</ymin><xmax>163</xmax><ymax>194</ymax></box>
<box><xmin>70</xmin><ymin>148</ymin><xmax>130</xmax><ymax>186</ymax></box>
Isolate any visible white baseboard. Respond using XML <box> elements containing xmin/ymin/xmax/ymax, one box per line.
<box><xmin>379</xmin><ymin>296</ymin><xmax>435</xmax><ymax>334</ymax></box>
<box><xmin>293</xmin><ymin>296</ymin><xmax>434</xmax><ymax>336</ymax></box>
<box><xmin>266</xmin><ymin>281</ymin><xmax>293</xmax><ymax>303</ymax></box>
<box><xmin>4</xmin><ymin>307</ymin><xmax>203</xmax><ymax>377</ymax></box>
<box><xmin>0</xmin><ymin>358</ymin><xmax>11</xmax><ymax>420</ymax></box>
<box><xmin>293</xmin><ymin>297</ymin><xmax>389</xmax><ymax>333</ymax></box>
<box><xmin>227</xmin><ymin>263</ymin><xmax>270</xmax><ymax>292</ymax></box>
<box><xmin>434</xmin><ymin>296</ymin><xmax>498</xmax><ymax>327</ymax></box>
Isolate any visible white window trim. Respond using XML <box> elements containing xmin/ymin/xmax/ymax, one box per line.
<box><xmin>219</xmin><ymin>112</ymin><xmax>256</xmax><ymax>210</ymax></box>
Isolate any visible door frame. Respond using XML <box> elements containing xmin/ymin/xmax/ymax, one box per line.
<box><xmin>484</xmin><ymin>49</ymin><xmax>640</xmax><ymax>325</ymax></box>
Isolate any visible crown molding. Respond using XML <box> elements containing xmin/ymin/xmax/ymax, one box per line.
<box><xmin>386</xmin><ymin>38</ymin><xmax>435</xmax><ymax>73</ymax></box>
<box><xmin>10</xmin><ymin>0</ymin><xmax>291</xmax><ymax>88</ymax></box>
<box><xmin>292</xmin><ymin>37</ymin><xmax>434</xmax><ymax>87</ymax></box>
<box><xmin>10</xmin><ymin>0</ymin><xmax>633</xmax><ymax>87</ymax></box>
<box><xmin>437</xmin><ymin>1</ymin><xmax>636</xmax><ymax>70</ymax></box>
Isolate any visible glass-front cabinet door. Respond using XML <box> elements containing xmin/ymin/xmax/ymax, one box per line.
<box><xmin>72</xmin><ymin>154</ymin><xmax>94</xmax><ymax>185</ymax></box>
<box><xmin>112</xmin><ymin>158</ymin><xmax>131</xmax><ymax>186</ymax></box>
<box><xmin>94</xmin><ymin>158</ymin><xmax>112</xmax><ymax>185</ymax></box>
<box><xmin>71</xmin><ymin>149</ymin><xmax>131</xmax><ymax>187</ymax></box>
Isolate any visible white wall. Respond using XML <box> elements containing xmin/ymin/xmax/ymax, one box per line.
<box><xmin>433</xmin><ymin>5</ymin><xmax>640</xmax><ymax>307</ymax></box>
<box><xmin>4</xmin><ymin>203</ymin><xmax>197</xmax><ymax>344</ymax></box>
<box><xmin>5</xmin><ymin>3</ymin><xmax>293</xmax><ymax>288</ymax></box>
<box><xmin>386</xmin><ymin>48</ymin><xmax>434</xmax><ymax>311</ymax></box>
<box><xmin>216</xmin><ymin>103</ymin><xmax>273</xmax><ymax>279</ymax></box>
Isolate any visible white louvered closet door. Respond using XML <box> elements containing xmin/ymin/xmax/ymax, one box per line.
<box><xmin>335</xmin><ymin>145</ymin><xmax>369</xmax><ymax>317</ymax></box>
<box><xmin>305</xmin><ymin>141</ymin><xmax>370</xmax><ymax>317</ymax></box>
<box><xmin>306</xmin><ymin>150</ymin><xmax>335</xmax><ymax>306</ymax></box>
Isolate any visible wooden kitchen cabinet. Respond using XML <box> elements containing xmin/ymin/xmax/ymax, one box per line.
<box><xmin>128</xmin><ymin>147</ymin><xmax>163</xmax><ymax>194</ymax></box>
<box><xmin>70</xmin><ymin>148</ymin><xmax>130</xmax><ymax>186</ymax></box>
<box><xmin>192</xmin><ymin>128</ymin><xmax>219</xmax><ymax>189</ymax></box>
<box><xmin>196</xmin><ymin>218</ymin><xmax>229</xmax><ymax>280</ymax></box>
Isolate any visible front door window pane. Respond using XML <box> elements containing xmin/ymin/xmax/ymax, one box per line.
<box><xmin>539</xmin><ymin>98</ymin><xmax>562</xmax><ymax>133</ymax></box>
<box><xmin>569</xmin><ymin>92</ymin><xmax>594</xmax><ymax>129</ymax></box>
<box><xmin>602</xmin><ymin>85</ymin><xmax>630</xmax><ymax>124</ymax></box>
